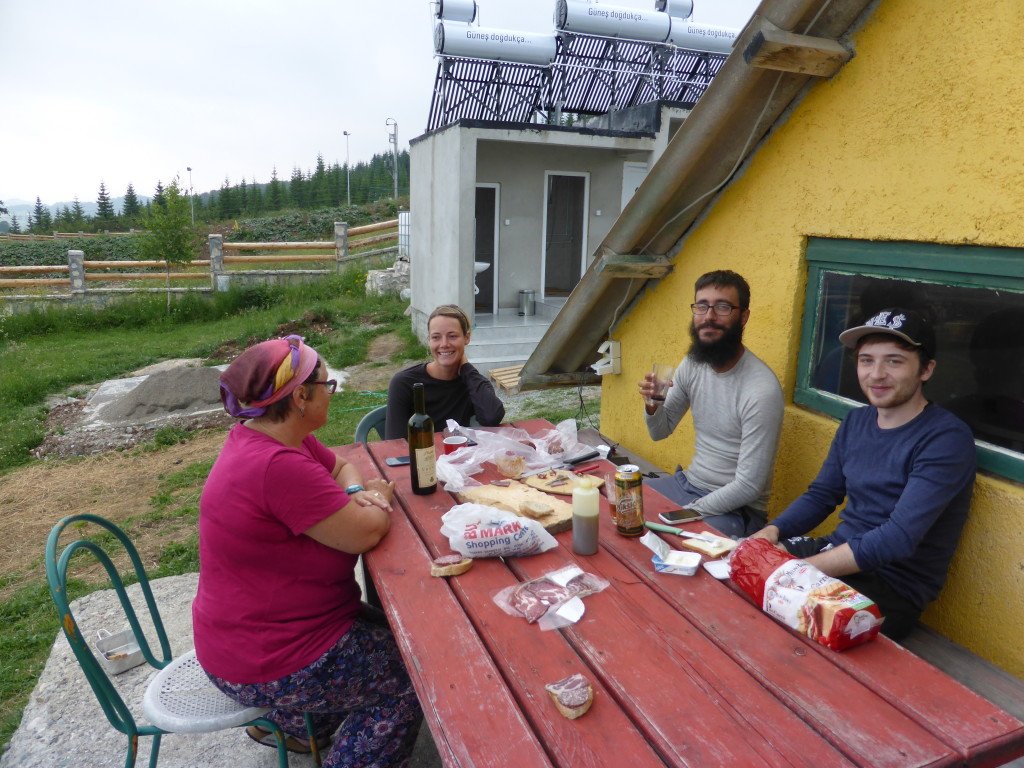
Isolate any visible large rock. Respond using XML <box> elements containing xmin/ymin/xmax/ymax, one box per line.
<box><xmin>366</xmin><ymin>258</ymin><xmax>410</xmax><ymax>297</ymax></box>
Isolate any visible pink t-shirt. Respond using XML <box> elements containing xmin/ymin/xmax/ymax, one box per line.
<box><xmin>192</xmin><ymin>424</ymin><xmax>359</xmax><ymax>683</ymax></box>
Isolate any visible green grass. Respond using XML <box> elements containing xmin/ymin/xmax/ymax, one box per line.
<box><xmin>0</xmin><ymin>271</ymin><xmax>423</xmax><ymax>475</ymax></box>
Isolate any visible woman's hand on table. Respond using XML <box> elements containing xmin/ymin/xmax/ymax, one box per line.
<box><xmin>354</xmin><ymin>479</ymin><xmax>395</xmax><ymax>511</ymax></box>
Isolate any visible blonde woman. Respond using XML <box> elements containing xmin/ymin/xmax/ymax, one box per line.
<box><xmin>385</xmin><ymin>304</ymin><xmax>504</xmax><ymax>438</ymax></box>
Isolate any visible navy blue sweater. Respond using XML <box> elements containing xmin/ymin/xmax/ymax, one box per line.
<box><xmin>772</xmin><ymin>403</ymin><xmax>975</xmax><ymax>609</ymax></box>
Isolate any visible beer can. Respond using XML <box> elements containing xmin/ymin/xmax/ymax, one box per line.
<box><xmin>614</xmin><ymin>465</ymin><xmax>645</xmax><ymax>536</ymax></box>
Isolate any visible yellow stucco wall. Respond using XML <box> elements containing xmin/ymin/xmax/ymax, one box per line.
<box><xmin>601</xmin><ymin>0</ymin><xmax>1024</xmax><ymax>676</ymax></box>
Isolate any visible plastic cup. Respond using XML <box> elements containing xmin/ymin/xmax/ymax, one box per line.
<box><xmin>647</xmin><ymin>363</ymin><xmax>674</xmax><ymax>406</ymax></box>
<box><xmin>443</xmin><ymin>435</ymin><xmax>469</xmax><ymax>454</ymax></box>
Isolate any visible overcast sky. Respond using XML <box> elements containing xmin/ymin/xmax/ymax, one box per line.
<box><xmin>0</xmin><ymin>0</ymin><xmax>757</xmax><ymax>207</ymax></box>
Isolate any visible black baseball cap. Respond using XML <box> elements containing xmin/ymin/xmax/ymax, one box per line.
<box><xmin>838</xmin><ymin>307</ymin><xmax>935</xmax><ymax>359</ymax></box>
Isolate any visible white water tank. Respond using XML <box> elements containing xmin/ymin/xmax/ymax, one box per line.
<box><xmin>434</xmin><ymin>21</ymin><xmax>559</xmax><ymax>65</ymax></box>
<box><xmin>436</xmin><ymin>0</ymin><xmax>477</xmax><ymax>23</ymax></box>
<box><xmin>654</xmin><ymin>0</ymin><xmax>693</xmax><ymax>19</ymax></box>
<box><xmin>555</xmin><ymin>0</ymin><xmax>671</xmax><ymax>43</ymax></box>
<box><xmin>666</xmin><ymin>20</ymin><xmax>738</xmax><ymax>53</ymax></box>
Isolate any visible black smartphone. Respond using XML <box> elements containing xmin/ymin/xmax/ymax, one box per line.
<box><xmin>658</xmin><ymin>508</ymin><xmax>704</xmax><ymax>525</ymax></box>
<box><xmin>385</xmin><ymin>455</ymin><xmax>411</xmax><ymax>466</ymax></box>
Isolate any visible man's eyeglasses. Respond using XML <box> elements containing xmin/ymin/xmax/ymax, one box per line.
<box><xmin>690</xmin><ymin>302</ymin><xmax>739</xmax><ymax>317</ymax></box>
<box><xmin>309</xmin><ymin>379</ymin><xmax>338</xmax><ymax>394</ymax></box>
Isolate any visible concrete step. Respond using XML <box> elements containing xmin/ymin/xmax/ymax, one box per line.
<box><xmin>467</xmin><ymin>338</ymin><xmax>540</xmax><ymax>359</ymax></box>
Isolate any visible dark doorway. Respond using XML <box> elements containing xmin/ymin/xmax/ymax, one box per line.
<box><xmin>475</xmin><ymin>185</ymin><xmax>496</xmax><ymax>313</ymax></box>
<box><xmin>544</xmin><ymin>174</ymin><xmax>586</xmax><ymax>297</ymax></box>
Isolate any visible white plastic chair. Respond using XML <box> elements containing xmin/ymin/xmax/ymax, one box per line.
<box><xmin>144</xmin><ymin>649</ymin><xmax>322</xmax><ymax>767</ymax></box>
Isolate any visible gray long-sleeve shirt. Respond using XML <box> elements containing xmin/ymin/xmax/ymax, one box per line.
<box><xmin>645</xmin><ymin>350</ymin><xmax>784</xmax><ymax>514</ymax></box>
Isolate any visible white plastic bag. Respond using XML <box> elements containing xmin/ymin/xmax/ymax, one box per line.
<box><xmin>440</xmin><ymin>503</ymin><xmax>558</xmax><ymax>558</ymax></box>
<box><xmin>435</xmin><ymin>419</ymin><xmax>585</xmax><ymax>493</ymax></box>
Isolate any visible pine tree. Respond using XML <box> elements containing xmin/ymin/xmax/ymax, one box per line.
<box><xmin>153</xmin><ymin>181</ymin><xmax>167</xmax><ymax>209</ymax></box>
<box><xmin>31</xmin><ymin>197</ymin><xmax>46</xmax><ymax>233</ymax></box>
<box><xmin>0</xmin><ymin>199</ymin><xmax>7</xmax><ymax>216</ymax></box>
<box><xmin>289</xmin><ymin>167</ymin><xmax>306</xmax><ymax>208</ymax></box>
<box><xmin>71</xmin><ymin>199</ymin><xmax>86</xmax><ymax>231</ymax></box>
<box><xmin>269</xmin><ymin>167</ymin><xmax>283</xmax><ymax>211</ymax></box>
<box><xmin>122</xmin><ymin>184</ymin><xmax>141</xmax><ymax>219</ymax></box>
<box><xmin>9</xmin><ymin>215</ymin><xmax>21</xmax><ymax>234</ymax></box>
<box><xmin>218</xmin><ymin>177</ymin><xmax>237</xmax><ymax>219</ymax></box>
<box><xmin>238</xmin><ymin>179</ymin><xmax>249</xmax><ymax>214</ymax></box>
<box><xmin>55</xmin><ymin>205</ymin><xmax>73</xmax><ymax>230</ymax></box>
<box><xmin>249</xmin><ymin>179</ymin><xmax>263</xmax><ymax>214</ymax></box>
<box><xmin>95</xmin><ymin>182</ymin><xmax>116</xmax><ymax>226</ymax></box>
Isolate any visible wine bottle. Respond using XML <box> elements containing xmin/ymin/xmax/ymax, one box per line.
<box><xmin>408</xmin><ymin>383</ymin><xmax>437</xmax><ymax>495</ymax></box>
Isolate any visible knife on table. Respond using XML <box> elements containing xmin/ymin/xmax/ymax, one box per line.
<box><xmin>519</xmin><ymin>449</ymin><xmax>601</xmax><ymax>478</ymax></box>
<box><xmin>644</xmin><ymin>522</ymin><xmax>719</xmax><ymax>543</ymax></box>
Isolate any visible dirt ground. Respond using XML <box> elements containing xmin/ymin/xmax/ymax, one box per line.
<box><xmin>1</xmin><ymin>329</ymin><xmax>598</xmax><ymax>599</ymax></box>
<box><xmin>0</xmin><ymin>430</ymin><xmax>229</xmax><ymax>599</ymax></box>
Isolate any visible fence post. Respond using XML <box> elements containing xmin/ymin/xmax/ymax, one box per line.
<box><xmin>335</xmin><ymin>222</ymin><xmax>348</xmax><ymax>273</ymax></box>
<box><xmin>67</xmin><ymin>249</ymin><xmax>85</xmax><ymax>299</ymax></box>
<box><xmin>209</xmin><ymin>234</ymin><xmax>225</xmax><ymax>290</ymax></box>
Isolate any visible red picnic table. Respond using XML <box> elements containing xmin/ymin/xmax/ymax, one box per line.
<box><xmin>340</xmin><ymin>419</ymin><xmax>1024</xmax><ymax>768</ymax></box>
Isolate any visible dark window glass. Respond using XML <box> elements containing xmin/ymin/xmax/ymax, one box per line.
<box><xmin>795</xmin><ymin>238</ymin><xmax>1024</xmax><ymax>481</ymax></box>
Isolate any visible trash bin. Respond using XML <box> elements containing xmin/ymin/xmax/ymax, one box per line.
<box><xmin>518</xmin><ymin>289</ymin><xmax>536</xmax><ymax>316</ymax></box>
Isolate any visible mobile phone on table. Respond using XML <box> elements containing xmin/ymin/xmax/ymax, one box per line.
<box><xmin>385</xmin><ymin>455</ymin><xmax>411</xmax><ymax>466</ymax></box>
<box><xmin>658</xmin><ymin>508</ymin><xmax>704</xmax><ymax>525</ymax></box>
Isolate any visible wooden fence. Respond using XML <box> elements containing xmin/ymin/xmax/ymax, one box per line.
<box><xmin>0</xmin><ymin>220</ymin><xmax>398</xmax><ymax>305</ymax></box>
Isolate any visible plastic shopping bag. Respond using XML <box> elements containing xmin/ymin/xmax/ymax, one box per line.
<box><xmin>440</xmin><ymin>503</ymin><xmax>558</xmax><ymax>558</ymax></box>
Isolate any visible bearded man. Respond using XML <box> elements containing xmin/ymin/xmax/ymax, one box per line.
<box><xmin>640</xmin><ymin>270</ymin><xmax>784</xmax><ymax>536</ymax></box>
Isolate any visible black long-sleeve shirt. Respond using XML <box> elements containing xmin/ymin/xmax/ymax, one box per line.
<box><xmin>384</xmin><ymin>362</ymin><xmax>505</xmax><ymax>439</ymax></box>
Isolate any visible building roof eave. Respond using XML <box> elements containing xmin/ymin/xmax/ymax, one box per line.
<box><xmin>518</xmin><ymin>0</ymin><xmax>876</xmax><ymax>389</ymax></box>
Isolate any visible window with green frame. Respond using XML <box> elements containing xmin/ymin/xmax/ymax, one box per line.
<box><xmin>795</xmin><ymin>238</ymin><xmax>1024</xmax><ymax>483</ymax></box>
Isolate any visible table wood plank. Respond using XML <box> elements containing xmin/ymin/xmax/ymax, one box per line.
<box><xmin>610</xmin><ymin>472</ymin><xmax>1024</xmax><ymax>767</ymax></box>
<box><xmin>340</xmin><ymin>444</ymin><xmax>553</xmax><ymax>768</ymax></box>
<box><xmin>365</xmin><ymin>438</ymin><xmax>670</xmax><ymax>768</ymax></box>
<box><xmin>463</xmin><ymin>451</ymin><xmax>859</xmax><ymax>767</ymax></box>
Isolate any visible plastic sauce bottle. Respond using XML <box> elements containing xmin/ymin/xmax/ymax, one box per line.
<box><xmin>572</xmin><ymin>479</ymin><xmax>600</xmax><ymax>555</ymax></box>
<box><xmin>408</xmin><ymin>383</ymin><xmax>437</xmax><ymax>495</ymax></box>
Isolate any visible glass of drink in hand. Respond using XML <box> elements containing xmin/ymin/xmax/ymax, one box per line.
<box><xmin>648</xmin><ymin>363</ymin><xmax>674</xmax><ymax>406</ymax></box>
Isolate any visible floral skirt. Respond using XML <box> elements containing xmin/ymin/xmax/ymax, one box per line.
<box><xmin>208</xmin><ymin>606</ymin><xmax>422</xmax><ymax>768</ymax></box>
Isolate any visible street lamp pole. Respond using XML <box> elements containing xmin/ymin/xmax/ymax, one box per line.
<box><xmin>186</xmin><ymin>166</ymin><xmax>195</xmax><ymax>225</ymax></box>
<box><xmin>386</xmin><ymin>118</ymin><xmax>398</xmax><ymax>200</ymax></box>
<box><xmin>343</xmin><ymin>131</ymin><xmax>351</xmax><ymax>207</ymax></box>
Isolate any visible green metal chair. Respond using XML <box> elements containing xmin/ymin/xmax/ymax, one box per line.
<box><xmin>45</xmin><ymin>513</ymin><xmax>320</xmax><ymax>768</ymax></box>
<box><xmin>354</xmin><ymin>405</ymin><xmax>388</xmax><ymax>444</ymax></box>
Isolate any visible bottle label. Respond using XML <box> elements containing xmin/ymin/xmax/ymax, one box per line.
<box><xmin>414</xmin><ymin>446</ymin><xmax>437</xmax><ymax>487</ymax></box>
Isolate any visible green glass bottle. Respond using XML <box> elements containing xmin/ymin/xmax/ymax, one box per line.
<box><xmin>408</xmin><ymin>383</ymin><xmax>437</xmax><ymax>495</ymax></box>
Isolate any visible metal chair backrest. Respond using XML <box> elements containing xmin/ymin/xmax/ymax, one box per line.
<box><xmin>354</xmin><ymin>405</ymin><xmax>388</xmax><ymax>444</ymax></box>
<box><xmin>45</xmin><ymin>513</ymin><xmax>173</xmax><ymax>763</ymax></box>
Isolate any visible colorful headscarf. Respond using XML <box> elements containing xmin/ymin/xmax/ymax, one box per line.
<box><xmin>219</xmin><ymin>335</ymin><xmax>319</xmax><ymax>419</ymax></box>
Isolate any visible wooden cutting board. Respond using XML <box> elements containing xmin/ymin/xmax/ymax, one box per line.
<box><xmin>456</xmin><ymin>480</ymin><xmax>573</xmax><ymax>534</ymax></box>
<box><xmin>522</xmin><ymin>469</ymin><xmax>604</xmax><ymax>496</ymax></box>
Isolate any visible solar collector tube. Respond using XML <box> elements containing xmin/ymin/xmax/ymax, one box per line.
<box><xmin>434</xmin><ymin>21</ymin><xmax>558</xmax><ymax>65</ymax></box>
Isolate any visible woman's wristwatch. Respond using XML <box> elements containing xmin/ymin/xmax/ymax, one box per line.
<box><xmin>345</xmin><ymin>484</ymin><xmax>365</xmax><ymax>495</ymax></box>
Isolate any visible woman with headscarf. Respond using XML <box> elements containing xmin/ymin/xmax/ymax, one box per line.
<box><xmin>384</xmin><ymin>304</ymin><xmax>505</xmax><ymax>438</ymax></box>
<box><xmin>193</xmin><ymin>334</ymin><xmax>421</xmax><ymax>766</ymax></box>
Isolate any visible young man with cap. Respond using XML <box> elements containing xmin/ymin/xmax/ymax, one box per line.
<box><xmin>640</xmin><ymin>270</ymin><xmax>784</xmax><ymax>537</ymax></box>
<box><xmin>751</xmin><ymin>308</ymin><xmax>976</xmax><ymax>640</ymax></box>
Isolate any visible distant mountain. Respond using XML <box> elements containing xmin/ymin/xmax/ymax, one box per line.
<box><xmin>0</xmin><ymin>195</ymin><xmax>151</xmax><ymax>224</ymax></box>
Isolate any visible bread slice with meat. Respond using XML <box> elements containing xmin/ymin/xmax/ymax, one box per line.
<box><xmin>430</xmin><ymin>554</ymin><xmax>473</xmax><ymax>577</ymax></box>
<box><xmin>545</xmin><ymin>673</ymin><xmax>594</xmax><ymax>719</ymax></box>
